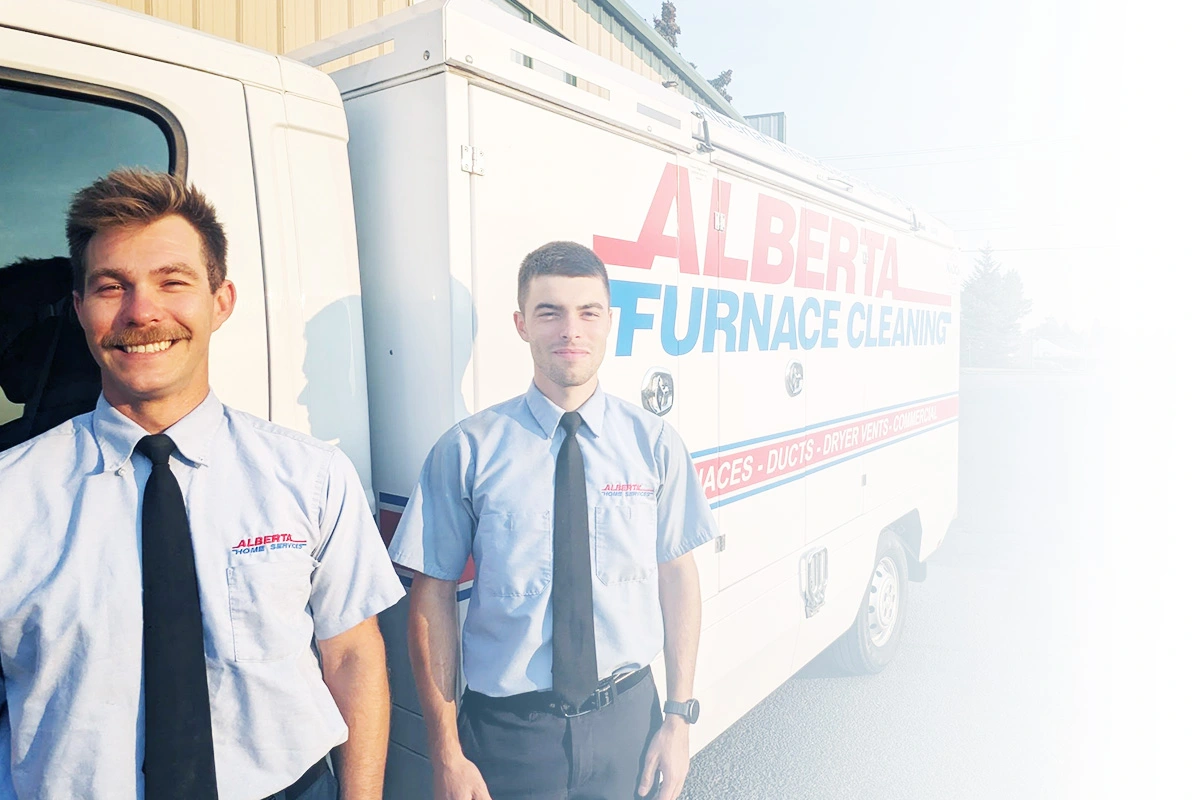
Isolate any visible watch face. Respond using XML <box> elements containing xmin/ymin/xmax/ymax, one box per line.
<box><xmin>685</xmin><ymin>699</ymin><xmax>700</xmax><ymax>724</ymax></box>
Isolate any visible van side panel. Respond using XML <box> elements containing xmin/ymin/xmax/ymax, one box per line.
<box><xmin>245</xmin><ymin>84</ymin><xmax>374</xmax><ymax>493</ymax></box>
<box><xmin>344</xmin><ymin>73</ymin><xmax>474</xmax><ymax>503</ymax></box>
<box><xmin>341</xmin><ymin>70</ymin><xmax>474</xmax><ymax>800</ymax></box>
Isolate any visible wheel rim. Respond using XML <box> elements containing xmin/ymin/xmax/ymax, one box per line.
<box><xmin>867</xmin><ymin>555</ymin><xmax>900</xmax><ymax>648</ymax></box>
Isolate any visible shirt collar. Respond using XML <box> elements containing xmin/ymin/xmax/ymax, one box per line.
<box><xmin>92</xmin><ymin>390</ymin><xmax>224</xmax><ymax>472</ymax></box>
<box><xmin>523</xmin><ymin>381</ymin><xmax>606</xmax><ymax>439</ymax></box>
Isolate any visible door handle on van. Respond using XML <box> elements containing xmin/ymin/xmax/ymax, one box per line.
<box><xmin>640</xmin><ymin>368</ymin><xmax>674</xmax><ymax>416</ymax></box>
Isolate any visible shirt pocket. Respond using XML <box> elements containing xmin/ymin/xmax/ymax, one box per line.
<box><xmin>475</xmin><ymin>511</ymin><xmax>552</xmax><ymax>598</ymax></box>
<box><xmin>594</xmin><ymin>501</ymin><xmax>658</xmax><ymax>585</ymax></box>
<box><xmin>226</xmin><ymin>561</ymin><xmax>315</xmax><ymax>662</ymax></box>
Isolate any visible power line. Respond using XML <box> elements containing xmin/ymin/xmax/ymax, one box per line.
<box><xmin>817</xmin><ymin>136</ymin><xmax>1072</xmax><ymax>161</ymax></box>
<box><xmin>960</xmin><ymin>246</ymin><xmax>1111</xmax><ymax>253</ymax></box>
<box><xmin>840</xmin><ymin>155</ymin><xmax>1020</xmax><ymax>171</ymax></box>
<box><xmin>955</xmin><ymin>224</ymin><xmax>1070</xmax><ymax>232</ymax></box>
<box><xmin>931</xmin><ymin>208</ymin><xmax>1022</xmax><ymax>215</ymax></box>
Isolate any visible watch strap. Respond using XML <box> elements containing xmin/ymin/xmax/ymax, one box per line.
<box><xmin>663</xmin><ymin>698</ymin><xmax>699</xmax><ymax>724</ymax></box>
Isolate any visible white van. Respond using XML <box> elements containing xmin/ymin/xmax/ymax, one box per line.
<box><xmin>0</xmin><ymin>0</ymin><xmax>959</xmax><ymax>795</ymax></box>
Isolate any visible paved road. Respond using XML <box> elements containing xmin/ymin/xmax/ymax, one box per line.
<box><xmin>680</xmin><ymin>370</ymin><xmax>1112</xmax><ymax>800</ymax></box>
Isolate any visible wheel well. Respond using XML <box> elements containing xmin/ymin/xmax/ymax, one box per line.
<box><xmin>884</xmin><ymin>509</ymin><xmax>927</xmax><ymax>582</ymax></box>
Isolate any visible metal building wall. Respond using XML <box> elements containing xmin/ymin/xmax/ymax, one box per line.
<box><xmin>526</xmin><ymin>0</ymin><xmax>663</xmax><ymax>83</ymax></box>
<box><xmin>99</xmin><ymin>0</ymin><xmax>665</xmax><ymax>83</ymax></box>
<box><xmin>746</xmin><ymin>111</ymin><xmax>787</xmax><ymax>144</ymax></box>
<box><xmin>101</xmin><ymin>0</ymin><xmax>410</xmax><ymax>54</ymax></box>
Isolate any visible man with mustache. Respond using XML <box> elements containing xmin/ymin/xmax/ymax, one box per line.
<box><xmin>391</xmin><ymin>242</ymin><xmax>717</xmax><ymax>800</ymax></box>
<box><xmin>0</xmin><ymin>169</ymin><xmax>403</xmax><ymax>799</ymax></box>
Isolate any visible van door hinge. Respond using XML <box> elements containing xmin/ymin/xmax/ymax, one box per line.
<box><xmin>460</xmin><ymin>145</ymin><xmax>486</xmax><ymax>175</ymax></box>
<box><xmin>714</xmin><ymin>534</ymin><xmax>726</xmax><ymax>553</ymax></box>
<box><xmin>713</xmin><ymin>211</ymin><xmax>727</xmax><ymax>232</ymax></box>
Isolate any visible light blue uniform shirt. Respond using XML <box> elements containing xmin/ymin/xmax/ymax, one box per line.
<box><xmin>390</xmin><ymin>383</ymin><xmax>717</xmax><ymax>698</ymax></box>
<box><xmin>0</xmin><ymin>392</ymin><xmax>404</xmax><ymax>800</ymax></box>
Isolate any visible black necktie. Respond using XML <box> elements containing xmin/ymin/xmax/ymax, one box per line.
<box><xmin>551</xmin><ymin>411</ymin><xmax>599</xmax><ymax>708</ymax></box>
<box><xmin>137</xmin><ymin>434</ymin><xmax>218</xmax><ymax>798</ymax></box>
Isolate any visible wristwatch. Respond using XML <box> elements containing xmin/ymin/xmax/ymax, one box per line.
<box><xmin>663</xmin><ymin>698</ymin><xmax>701</xmax><ymax>724</ymax></box>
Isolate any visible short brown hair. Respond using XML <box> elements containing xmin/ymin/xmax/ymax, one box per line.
<box><xmin>517</xmin><ymin>241</ymin><xmax>609</xmax><ymax>312</ymax></box>
<box><xmin>66</xmin><ymin>168</ymin><xmax>227</xmax><ymax>292</ymax></box>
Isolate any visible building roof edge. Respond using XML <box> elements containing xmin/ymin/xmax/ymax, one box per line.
<box><xmin>589</xmin><ymin>0</ymin><xmax>744</xmax><ymax>122</ymax></box>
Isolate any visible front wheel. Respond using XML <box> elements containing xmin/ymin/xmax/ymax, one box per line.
<box><xmin>829</xmin><ymin>531</ymin><xmax>909</xmax><ymax>674</ymax></box>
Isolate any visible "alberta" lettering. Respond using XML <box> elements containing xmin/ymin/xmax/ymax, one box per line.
<box><xmin>232</xmin><ymin>533</ymin><xmax>306</xmax><ymax>550</ymax></box>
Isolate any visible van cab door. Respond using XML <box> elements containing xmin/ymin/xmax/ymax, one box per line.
<box><xmin>0</xmin><ymin>21</ymin><xmax>268</xmax><ymax>436</ymax></box>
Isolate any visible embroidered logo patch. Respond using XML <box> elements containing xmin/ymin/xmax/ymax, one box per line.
<box><xmin>231</xmin><ymin>533</ymin><xmax>308</xmax><ymax>555</ymax></box>
<box><xmin>600</xmin><ymin>483</ymin><xmax>654</xmax><ymax>499</ymax></box>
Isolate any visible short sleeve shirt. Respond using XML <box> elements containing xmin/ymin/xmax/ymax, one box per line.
<box><xmin>389</xmin><ymin>383</ymin><xmax>717</xmax><ymax>697</ymax></box>
<box><xmin>0</xmin><ymin>392</ymin><xmax>404</xmax><ymax>800</ymax></box>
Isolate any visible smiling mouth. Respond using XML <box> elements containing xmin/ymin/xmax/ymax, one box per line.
<box><xmin>118</xmin><ymin>340</ymin><xmax>176</xmax><ymax>354</ymax></box>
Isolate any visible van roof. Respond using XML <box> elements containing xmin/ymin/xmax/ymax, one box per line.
<box><xmin>294</xmin><ymin>0</ymin><xmax>954</xmax><ymax>244</ymax></box>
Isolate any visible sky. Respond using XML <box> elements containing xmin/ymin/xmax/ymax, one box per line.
<box><xmin>622</xmin><ymin>0</ymin><xmax>1127</xmax><ymax>332</ymax></box>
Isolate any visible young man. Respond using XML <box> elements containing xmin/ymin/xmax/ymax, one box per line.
<box><xmin>391</xmin><ymin>241</ymin><xmax>717</xmax><ymax>800</ymax></box>
<box><xmin>0</xmin><ymin>169</ymin><xmax>403</xmax><ymax>799</ymax></box>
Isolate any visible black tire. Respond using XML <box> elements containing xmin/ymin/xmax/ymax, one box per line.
<box><xmin>829</xmin><ymin>530</ymin><xmax>909</xmax><ymax>674</ymax></box>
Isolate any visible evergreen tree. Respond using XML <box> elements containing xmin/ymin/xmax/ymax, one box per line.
<box><xmin>653</xmin><ymin>2</ymin><xmax>735</xmax><ymax>106</ymax></box>
<box><xmin>709</xmin><ymin>69</ymin><xmax>733</xmax><ymax>102</ymax></box>
<box><xmin>654</xmin><ymin>2</ymin><xmax>681</xmax><ymax>48</ymax></box>
<box><xmin>959</xmin><ymin>246</ymin><xmax>1032</xmax><ymax>367</ymax></box>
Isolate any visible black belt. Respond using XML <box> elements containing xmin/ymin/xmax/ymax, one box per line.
<box><xmin>464</xmin><ymin>665</ymin><xmax>651</xmax><ymax>718</ymax></box>
<box><xmin>263</xmin><ymin>755</ymin><xmax>330</xmax><ymax>800</ymax></box>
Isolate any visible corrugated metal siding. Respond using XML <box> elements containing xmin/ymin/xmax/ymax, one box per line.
<box><xmin>93</xmin><ymin>0</ymin><xmax>414</xmax><ymax>56</ymax></box>
<box><xmin>153</xmin><ymin>0</ymin><xmax>195</xmax><ymax>27</ymax></box>
<box><xmin>93</xmin><ymin>0</ymin><xmax>670</xmax><ymax>91</ymax></box>
<box><xmin>240</xmin><ymin>0</ymin><xmax>278</xmax><ymax>52</ymax></box>
<box><xmin>746</xmin><ymin>112</ymin><xmax>787</xmax><ymax>144</ymax></box>
<box><xmin>193</xmin><ymin>0</ymin><xmax>237</xmax><ymax>39</ymax></box>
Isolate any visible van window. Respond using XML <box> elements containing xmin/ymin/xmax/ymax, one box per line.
<box><xmin>0</xmin><ymin>82</ymin><xmax>172</xmax><ymax>448</ymax></box>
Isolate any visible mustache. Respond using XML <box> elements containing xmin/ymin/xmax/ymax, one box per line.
<box><xmin>100</xmin><ymin>326</ymin><xmax>191</xmax><ymax>348</ymax></box>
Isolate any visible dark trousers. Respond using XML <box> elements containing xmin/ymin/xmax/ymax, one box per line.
<box><xmin>458</xmin><ymin>674</ymin><xmax>664</xmax><ymax>800</ymax></box>
<box><xmin>262</xmin><ymin>757</ymin><xmax>338</xmax><ymax>800</ymax></box>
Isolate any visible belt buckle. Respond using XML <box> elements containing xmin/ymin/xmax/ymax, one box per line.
<box><xmin>560</xmin><ymin>700</ymin><xmax>591</xmax><ymax>719</ymax></box>
<box><xmin>561</xmin><ymin>674</ymin><xmax>618</xmax><ymax>718</ymax></box>
<box><xmin>594</xmin><ymin>675</ymin><xmax>618</xmax><ymax>711</ymax></box>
